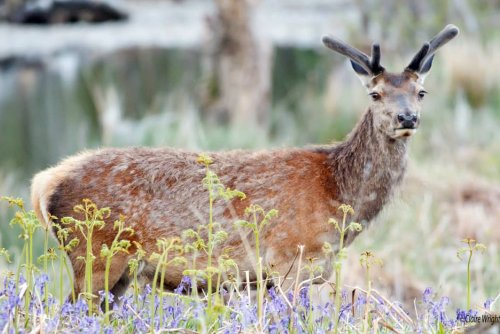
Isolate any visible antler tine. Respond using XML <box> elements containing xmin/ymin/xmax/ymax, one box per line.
<box><xmin>407</xmin><ymin>24</ymin><xmax>459</xmax><ymax>73</ymax></box>
<box><xmin>370</xmin><ymin>43</ymin><xmax>384</xmax><ymax>75</ymax></box>
<box><xmin>322</xmin><ymin>35</ymin><xmax>372</xmax><ymax>74</ymax></box>
<box><xmin>406</xmin><ymin>43</ymin><xmax>430</xmax><ymax>72</ymax></box>
<box><xmin>427</xmin><ymin>24</ymin><xmax>459</xmax><ymax>55</ymax></box>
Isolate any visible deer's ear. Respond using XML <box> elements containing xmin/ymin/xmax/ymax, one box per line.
<box><xmin>350</xmin><ymin>60</ymin><xmax>373</xmax><ymax>86</ymax></box>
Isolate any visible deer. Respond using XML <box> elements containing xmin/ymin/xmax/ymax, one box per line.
<box><xmin>31</xmin><ymin>25</ymin><xmax>459</xmax><ymax>303</ymax></box>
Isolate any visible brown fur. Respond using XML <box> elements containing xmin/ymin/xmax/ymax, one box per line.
<box><xmin>31</xmin><ymin>34</ymin><xmax>451</xmax><ymax>300</ymax></box>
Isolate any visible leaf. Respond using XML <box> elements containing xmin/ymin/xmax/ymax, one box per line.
<box><xmin>182</xmin><ymin>229</ymin><xmax>198</xmax><ymax>239</ymax></box>
<box><xmin>66</xmin><ymin>238</ymin><xmax>80</xmax><ymax>251</ymax></box>
<box><xmin>213</xmin><ymin>230</ymin><xmax>228</xmax><ymax>244</ymax></box>
<box><xmin>205</xmin><ymin>266</ymin><xmax>219</xmax><ymax>274</ymax></box>
<box><xmin>456</xmin><ymin>247</ymin><xmax>469</xmax><ymax>260</ymax></box>
<box><xmin>149</xmin><ymin>252</ymin><xmax>161</xmax><ymax>261</ymax></box>
<box><xmin>474</xmin><ymin>243</ymin><xmax>486</xmax><ymax>253</ymax></box>
<box><xmin>322</xmin><ymin>242</ymin><xmax>333</xmax><ymax>255</ymax></box>
<box><xmin>348</xmin><ymin>222</ymin><xmax>362</xmax><ymax>232</ymax></box>
<box><xmin>197</xmin><ymin>153</ymin><xmax>214</xmax><ymax>166</ymax></box>
<box><xmin>0</xmin><ymin>196</ymin><xmax>25</xmax><ymax>210</ymax></box>
<box><xmin>327</xmin><ymin>217</ymin><xmax>339</xmax><ymax>229</ymax></box>
<box><xmin>0</xmin><ymin>248</ymin><xmax>12</xmax><ymax>263</ymax></box>
<box><xmin>61</xmin><ymin>217</ymin><xmax>77</xmax><ymax>225</ymax></box>
<box><xmin>234</xmin><ymin>220</ymin><xmax>253</xmax><ymax>229</ymax></box>
<box><xmin>337</xmin><ymin>248</ymin><xmax>348</xmax><ymax>261</ymax></box>
<box><xmin>100</xmin><ymin>244</ymin><xmax>110</xmax><ymax>257</ymax></box>
<box><xmin>171</xmin><ymin>257</ymin><xmax>187</xmax><ymax>266</ymax></box>
<box><xmin>338</xmin><ymin>204</ymin><xmax>355</xmax><ymax>216</ymax></box>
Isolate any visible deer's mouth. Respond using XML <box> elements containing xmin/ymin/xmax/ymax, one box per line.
<box><xmin>394</xmin><ymin>128</ymin><xmax>417</xmax><ymax>137</ymax></box>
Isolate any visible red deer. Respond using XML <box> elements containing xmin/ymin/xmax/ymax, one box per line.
<box><xmin>31</xmin><ymin>25</ymin><xmax>459</xmax><ymax>301</ymax></box>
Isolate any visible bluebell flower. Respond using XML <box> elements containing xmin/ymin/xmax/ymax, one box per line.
<box><xmin>237</xmin><ymin>297</ymin><xmax>257</xmax><ymax>327</ymax></box>
<box><xmin>339</xmin><ymin>301</ymin><xmax>352</xmax><ymax>321</ymax></box>
<box><xmin>34</xmin><ymin>273</ymin><xmax>49</xmax><ymax>296</ymax></box>
<box><xmin>279</xmin><ymin>316</ymin><xmax>291</xmax><ymax>332</ymax></box>
<box><xmin>299</xmin><ymin>286</ymin><xmax>310</xmax><ymax>309</ymax></box>
<box><xmin>98</xmin><ymin>290</ymin><xmax>115</xmax><ymax>305</ymax></box>
<box><xmin>315</xmin><ymin>302</ymin><xmax>333</xmax><ymax>332</ymax></box>
<box><xmin>74</xmin><ymin>298</ymin><xmax>88</xmax><ymax>315</ymax></box>
<box><xmin>142</xmin><ymin>284</ymin><xmax>152</xmax><ymax>297</ymax></box>
<box><xmin>61</xmin><ymin>301</ymin><xmax>73</xmax><ymax>315</ymax></box>
<box><xmin>81</xmin><ymin>315</ymin><xmax>101</xmax><ymax>332</ymax></box>
<box><xmin>286</xmin><ymin>291</ymin><xmax>293</xmax><ymax>303</ymax></box>
<box><xmin>45</xmin><ymin>314</ymin><xmax>60</xmax><ymax>332</ymax></box>
<box><xmin>116</xmin><ymin>294</ymin><xmax>136</xmax><ymax>320</ymax></box>
<box><xmin>341</xmin><ymin>289</ymin><xmax>348</xmax><ymax>300</ymax></box>
<box><xmin>354</xmin><ymin>293</ymin><xmax>366</xmax><ymax>315</ymax></box>
<box><xmin>268</xmin><ymin>287</ymin><xmax>287</xmax><ymax>314</ymax></box>
<box><xmin>422</xmin><ymin>287</ymin><xmax>433</xmax><ymax>304</ymax></box>
<box><xmin>456</xmin><ymin>308</ymin><xmax>478</xmax><ymax>325</ymax></box>
<box><xmin>268</xmin><ymin>322</ymin><xmax>279</xmax><ymax>334</ymax></box>
<box><xmin>484</xmin><ymin>298</ymin><xmax>493</xmax><ymax>310</ymax></box>
<box><xmin>6</xmin><ymin>292</ymin><xmax>21</xmax><ymax>314</ymax></box>
<box><xmin>317</xmin><ymin>301</ymin><xmax>332</xmax><ymax>318</ymax></box>
<box><xmin>456</xmin><ymin>309</ymin><xmax>467</xmax><ymax>323</ymax></box>
<box><xmin>423</xmin><ymin>289</ymin><xmax>455</xmax><ymax>328</ymax></box>
<box><xmin>133</xmin><ymin>317</ymin><xmax>148</xmax><ymax>333</ymax></box>
<box><xmin>174</xmin><ymin>276</ymin><xmax>192</xmax><ymax>294</ymax></box>
<box><xmin>103</xmin><ymin>326</ymin><xmax>114</xmax><ymax>334</ymax></box>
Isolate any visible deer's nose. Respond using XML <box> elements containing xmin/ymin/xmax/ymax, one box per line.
<box><xmin>397</xmin><ymin>112</ymin><xmax>418</xmax><ymax>129</ymax></box>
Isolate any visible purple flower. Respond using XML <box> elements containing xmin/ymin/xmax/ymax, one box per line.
<box><xmin>234</xmin><ymin>296</ymin><xmax>257</xmax><ymax>327</ymax></box>
<box><xmin>99</xmin><ymin>290</ymin><xmax>115</xmax><ymax>305</ymax></box>
<box><xmin>1</xmin><ymin>277</ymin><xmax>21</xmax><ymax>318</ymax></box>
<box><xmin>456</xmin><ymin>309</ymin><xmax>467</xmax><ymax>323</ymax></box>
<box><xmin>174</xmin><ymin>276</ymin><xmax>192</xmax><ymax>294</ymax></box>
<box><xmin>484</xmin><ymin>298</ymin><xmax>494</xmax><ymax>310</ymax></box>
<box><xmin>74</xmin><ymin>298</ymin><xmax>88</xmax><ymax>315</ymax></box>
<box><xmin>133</xmin><ymin>317</ymin><xmax>148</xmax><ymax>332</ymax></box>
<box><xmin>299</xmin><ymin>286</ymin><xmax>310</xmax><ymax>309</ymax></box>
<box><xmin>80</xmin><ymin>315</ymin><xmax>101</xmax><ymax>332</ymax></box>
<box><xmin>354</xmin><ymin>293</ymin><xmax>366</xmax><ymax>314</ymax></box>
<box><xmin>456</xmin><ymin>308</ymin><xmax>478</xmax><ymax>324</ymax></box>
<box><xmin>45</xmin><ymin>314</ymin><xmax>60</xmax><ymax>332</ymax></box>
<box><xmin>286</xmin><ymin>291</ymin><xmax>293</xmax><ymax>303</ymax></box>
<box><xmin>422</xmin><ymin>289</ymin><xmax>455</xmax><ymax>328</ymax></box>
<box><xmin>423</xmin><ymin>287</ymin><xmax>433</xmax><ymax>304</ymax></box>
<box><xmin>318</xmin><ymin>301</ymin><xmax>332</xmax><ymax>317</ymax></box>
<box><xmin>61</xmin><ymin>301</ymin><xmax>73</xmax><ymax>315</ymax></box>
<box><xmin>268</xmin><ymin>287</ymin><xmax>287</xmax><ymax>314</ymax></box>
<box><xmin>339</xmin><ymin>301</ymin><xmax>352</xmax><ymax>321</ymax></box>
<box><xmin>34</xmin><ymin>273</ymin><xmax>49</xmax><ymax>296</ymax></box>
<box><xmin>139</xmin><ymin>284</ymin><xmax>152</xmax><ymax>304</ymax></box>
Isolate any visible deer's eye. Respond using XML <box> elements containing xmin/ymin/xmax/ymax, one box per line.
<box><xmin>418</xmin><ymin>90</ymin><xmax>427</xmax><ymax>99</ymax></box>
<box><xmin>369</xmin><ymin>92</ymin><xmax>381</xmax><ymax>101</ymax></box>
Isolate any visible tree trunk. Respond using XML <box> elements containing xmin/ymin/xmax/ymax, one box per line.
<box><xmin>203</xmin><ymin>0</ymin><xmax>272</xmax><ymax>127</ymax></box>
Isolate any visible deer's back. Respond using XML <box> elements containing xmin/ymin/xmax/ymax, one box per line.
<box><xmin>33</xmin><ymin>147</ymin><xmax>340</xmax><ymax>271</ymax></box>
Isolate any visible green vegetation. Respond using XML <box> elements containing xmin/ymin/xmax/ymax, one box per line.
<box><xmin>0</xmin><ymin>161</ymin><xmax>497</xmax><ymax>333</ymax></box>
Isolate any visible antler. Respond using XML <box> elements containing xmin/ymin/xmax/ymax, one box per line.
<box><xmin>322</xmin><ymin>36</ymin><xmax>385</xmax><ymax>76</ymax></box>
<box><xmin>406</xmin><ymin>24</ymin><xmax>459</xmax><ymax>73</ymax></box>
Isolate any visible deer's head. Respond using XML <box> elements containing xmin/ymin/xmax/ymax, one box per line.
<box><xmin>323</xmin><ymin>25</ymin><xmax>459</xmax><ymax>139</ymax></box>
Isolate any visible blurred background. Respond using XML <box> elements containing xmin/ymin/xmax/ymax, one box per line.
<box><xmin>0</xmin><ymin>0</ymin><xmax>499</xmax><ymax>311</ymax></box>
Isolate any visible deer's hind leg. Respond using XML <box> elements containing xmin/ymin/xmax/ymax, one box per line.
<box><xmin>67</xmin><ymin>252</ymin><xmax>132</xmax><ymax>310</ymax></box>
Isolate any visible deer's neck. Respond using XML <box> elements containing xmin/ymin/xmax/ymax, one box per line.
<box><xmin>328</xmin><ymin>108</ymin><xmax>408</xmax><ymax>224</ymax></box>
